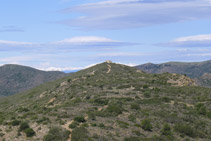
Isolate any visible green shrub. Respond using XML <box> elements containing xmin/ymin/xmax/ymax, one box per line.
<box><xmin>74</xmin><ymin>116</ymin><xmax>86</xmax><ymax>123</ymax></box>
<box><xmin>143</xmin><ymin>85</ymin><xmax>149</xmax><ymax>89</ymax></box>
<box><xmin>37</xmin><ymin>117</ymin><xmax>50</xmax><ymax>124</ymax></box>
<box><xmin>162</xmin><ymin>97</ymin><xmax>171</xmax><ymax>103</ymax></box>
<box><xmin>72</xmin><ymin>97</ymin><xmax>82</xmax><ymax>104</ymax></box>
<box><xmin>93</xmin><ymin>98</ymin><xmax>109</xmax><ymax>106</ymax></box>
<box><xmin>69</xmin><ymin>121</ymin><xmax>79</xmax><ymax>129</ymax></box>
<box><xmin>117</xmin><ymin>85</ymin><xmax>131</xmax><ymax>89</ymax></box>
<box><xmin>143</xmin><ymin>91</ymin><xmax>151</xmax><ymax>98</ymax></box>
<box><xmin>43</xmin><ymin>127</ymin><xmax>70</xmax><ymax>141</ymax></box>
<box><xmin>104</xmin><ymin>103</ymin><xmax>124</xmax><ymax>116</ymax></box>
<box><xmin>98</xmin><ymin>123</ymin><xmax>105</xmax><ymax>128</ymax></box>
<box><xmin>0</xmin><ymin>132</ymin><xmax>4</xmax><ymax>137</ymax></box>
<box><xmin>67</xmin><ymin>79</ymin><xmax>72</xmax><ymax>82</ymax></box>
<box><xmin>81</xmin><ymin>123</ymin><xmax>89</xmax><ymax>128</ymax></box>
<box><xmin>130</xmin><ymin>103</ymin><xmax>140</xmax><ymax>110</ymax></box>
<box><xmin>132</xmin><ymin>130</ymin><xmax>143</xmax><ymax>136</ymax></box>
<box><xmin>19</xmin><ymin>122</ymin><xmax>30</xmax><ymax>131</ymax></box>
<box><xmin>91</xmin><ymin>123</ymin><xmax>97</xmax><ymax>127</ymax></box>
<box><xmin>141</xmin><ymin>119</ymin><xmax>152</xmax><ymax>131</ymax></box>
<box><xmin>128</xmin><ymin>114</ymin><xmax>136</xmax><ymax>122</ymax></box>
<box><xmin>88</xmin><ymin>112</ymin><xmax>96</xmax><ymax>120</ymax></box>
<box><xmin>18</xmin><ymin>107</ymin><xmax>29</xmax><ymax>112</ymax></box>
<box><xmin>124</xmin><ymin>136</ymin><xmax>140</xmax><ymax>141</ymax></box>
<box><xmin>207</xmin><ymin>111</ymin><xmax>211</xmax><ymax>119</ymax></box>
<box><xmin>195</xmin><ymin>103</ymin><xmax>207</xmax><ymax>115</ymax></box>
<box><xmin>117</xmin><ymin>120</ymin><xmax>129</xmax><ymax>128</ymax></box>
<box><xmin>161</xmin><ymin>124</ymin><xmax>172</xmax><ymax>136</ymax></box>
<box><xmin>174</xmin><ymin>124</ymin><xmax>195</xmax><ymax>137</ymax></box>
<box><xmin>11</xmin><ymin>120</ymin><xmax>21</xmax><ymax>126</ymax></box>
<box><xmin>71</xmin><ymin>127</ymin><xmax>89</xmax><ymax>141</ymax></box>
<box><xmin>24</xmin><ymin>128</ymin><xmax>36</xmax><ymax>137</ymax></box>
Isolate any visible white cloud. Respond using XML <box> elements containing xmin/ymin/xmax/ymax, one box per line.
<box><xmin>0</xmin><ymin>26</ymin><xmax>24</xmax><ymax>32</ymax></box>
<box><xmin>173</xmin><ymin>34</ymin><xmax>211</xmax><ymax>42</ymax></box>
<box><xmin>117</xmin><ymin>62</ymin><xmax>138</xmax><ymax>67</ymax></box>
<box><xmin>186</xmin><ymin>53</ymin><xmax>211</xmax><ymax>57</ymax></box>
<box><xmin>60</xmin><ymin>0</ymin><xmax>211</xmax><ymax>30</ymax></box>
<box><xmin>0</xmin><ymin>36</ymin><xmax>135</xmax><ymax>52</ymax></box>
<box><xmin>0</xmin><ymin>56</ymin><xmax>38</xmax><ymax>62</ymax></box>
<box><xmin>0</xmin><ymin>40</ymin><xmax>33</xmax><ymax>45</ymax></box>
<box><xmin>156</xmin><ymin>34</ymin><xmax>211</xmax><ymax>47</ymax></box>
<box><xmin>97</xmin><ymin>52</ymin><xmax>143</xmax><ymax>57</ymax></box>
<box><xmin>39</xmin><ymin>66</ymin><xmax>83</xmax><ymax>71</ymax></box>
<box><xmin>53</xmin><ymin>36</ymin><xmax>117</xmax><ymax>44</ymax></box>
<box><xmin>38</xmin><ymin>63</ymin><xmax>98</xmax><ymax>71</ymax></box>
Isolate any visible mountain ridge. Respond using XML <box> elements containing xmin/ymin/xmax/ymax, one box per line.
<box><xmin>136</xmin><ymin>60</ymin><xmax>211</xmax><ymax>87</ymax></box>
<box><xmin>0</xmin><ymin>62</ymin><xmax>210</xmax><ymax>140</ymax></box>
<box><xmin>0</xmin><ymin>64</ymin><xmax>68</xmax><ymax>97</ymax></box>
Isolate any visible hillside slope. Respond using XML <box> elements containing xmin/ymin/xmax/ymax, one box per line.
<box><xmin>0</xmin><ymin>62</ymin><xmax>210</xmax><ymax>141</ymax></box>
<box><xmin>0</xmin><ymin>64</ymin><xmax>67</xmax><ymax>96</ymax></box>
<box><xmin>136</xmin><ymin>60</ymin><xmax>211</xmax><ymax>86</ymax></box>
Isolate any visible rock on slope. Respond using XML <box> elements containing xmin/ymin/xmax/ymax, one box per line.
<box><xmin>0</xmin><ymin>64</ymin><xmax>67</xmax><ymax>96</ymax></box>
<box><xmin>0</xmin><ymin>62</ymin><xmax>210</xmax><ymax>141</ymax></box>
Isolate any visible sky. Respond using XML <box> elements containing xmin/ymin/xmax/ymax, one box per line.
<box><xmin>1</xmin><ymin>0</ymin><xmax>211</xmax><ymax>71</ymax></box>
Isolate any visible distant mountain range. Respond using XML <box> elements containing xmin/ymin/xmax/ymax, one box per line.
<box><xmin>136</xmin><ymin>60</ymin><xmax>211</xmax><ymax>87</ymax></box>
<box><xmin>0</xmin><ymin>64</ymin><xmax>67</xmax><ymax>97</ymax></box>
<box><xmin>1</xmin><ymin>62</ymin><xmax>210</xmax><ymax>140</ymax></box>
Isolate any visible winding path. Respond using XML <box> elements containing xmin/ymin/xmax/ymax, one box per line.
<box><xmin>62</xmin><ymin>120</ymin><xmax>73</xmax><ymax>141</ymax></box>
<box><xmin>106</xmin><ymin>64</ymin><xmax>111</xmax><ymax>74</ymax></box>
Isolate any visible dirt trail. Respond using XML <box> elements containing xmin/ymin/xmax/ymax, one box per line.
<box><xmin>106</xmin><ymin>64</ymin><xmax>111</xmax><ymax>74</ymax></box>
<box><xmin>169</xmin><ymin>100</ymin><xmax>194</xmax><ymax>107</ymax></box>
<box><xmin>62</xmin><ymin>120</ymin><xmax>73</xmax><ymax>141</ymax></box>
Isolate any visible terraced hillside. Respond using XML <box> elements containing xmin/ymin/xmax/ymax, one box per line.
<box><xmin>0</xmin><ymin>64</ymin><xmax>67</xmax><ymax>97</ymax></box>
<box><xmin>0</xmin><ymin>62</ymin><xmax>210</xmax><ymax>141</ymax></box>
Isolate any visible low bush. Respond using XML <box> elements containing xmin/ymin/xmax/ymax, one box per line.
<box><xmin>161</xmin><ymin>123</ymin><xmax>172</xmax><ymax>136</ymax></box>
<box><xmin>43</xmin><ymin>127</ymin><xmax>70</xmax><ymax>141</ymax></box>
<box><xmin>128</xmin><ymin>114</ymin><xmax>136</xmax><ymax>122</ymax></box>
<box><xmin>71</xmin><ymin>127</ymin><xmax>89</xmax><ymax>141</ymax></box>
<box><xmin>117</xmin><ymin>120</ymin><xmax>129</xmax><ymax>128</ymax></box>
<box><xmin>93</xmin><ymin>98</ymin><xmax>109</xmax><ymax>106</ymax></box>
<box><xmin>104</xmin><ymin>103</ymin><xmax>124</xmax><ymax>116</ymax></box>
<box><xmin>36</xmin><ymin>117</ymin><xmax>50</xmax><ymax>124</ymax></box>
<box><xmin>98</xmin><ymin>123</ymin><xmax>105</xmax><ymax>128</ymax></box>
<box><xmin>141</xmin><ymin>119</ymin><xmax>152</xmax><ymax>131</ymax></box>
<box><xmin>161</xmin><ymin>97</ymin><xmax>171</xmax><ymax>103</ymax></box>
<box><xmin>69</xmin><ymin>121</ymin><xmax>79</xmax><ymax>129</ymax></box>
<box><xmin>74</xmin><ymin>116</ymin><xmax>86</xmax><ymax>123</ymax></box>
<box><xmin>88</xmin><ymin>112</ymin><xmax>96</xmax><ymax>120</ymax></box>
<box><xmin>24</xmin><ymin>128</ymin><xmax>36</xmax><ymax>137</ymax></box>
<box><xmin>124</xmin><ymin>136</ymin><xmax>140</xmax><ymax>141</ymax></box>
<box><xmin>19</xmin><ymin>122</ymin><xmax>30</xmax><ymax>132</ymax></box>
<box><xmin>195</xmin><ymin>103</ymin><xmax>207</xmax><ymax>115</ymax></box>
<box><xmin>130</xmin><ymin>103</ymin><xmax>140</xmax><ymax>110</ymax></box>
<box><xmin>11</xmin><ymin>120</ymin><xmax>21</xmax><ymax>126</ymax></box>
<box><xmin>174</xmin><ymin>124</ymin><xmax>196</xmax><ymax>137</ymax></box>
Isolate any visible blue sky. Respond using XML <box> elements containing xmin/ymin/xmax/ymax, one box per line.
<box><xmin>1</xmin><ymin>0</ymin><xmax>211</xmax><ymax>71</ymax></box>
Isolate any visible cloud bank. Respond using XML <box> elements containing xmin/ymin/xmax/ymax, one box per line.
<box><xmin>0</xmin><ymin>36</ymin><xmax>135</xmax><ymax>52</ymax></box>
<box><xmin>60</xmin><ymin>0</ymin><xmax>211</xmax><ymax>30</ymax></box>
<box><xmin>0</xmin><ymin>26</ymin><xmax>24</xmax><ymax>32</ymax></box>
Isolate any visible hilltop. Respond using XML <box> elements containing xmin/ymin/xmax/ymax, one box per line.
<box><xmin>136</xmin><ymin>60</ymin><xmax>211</xmax><ymax>87</ymax></box>
<box><xmin>0</xmin><ymin>64</ymin><xmax>67</xmax><ymax>97</ymax></box>
<box><xmin>0</xmin><ymin>62</ymin><xmax>210</xmax><ymax>141</ymax></box>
